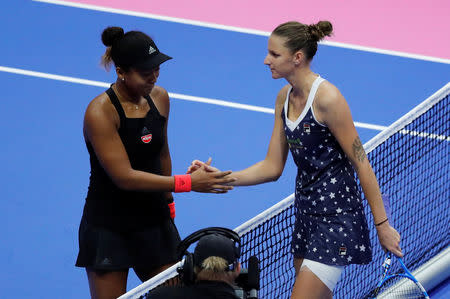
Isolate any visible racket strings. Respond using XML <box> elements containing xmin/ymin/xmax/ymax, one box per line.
<box><xmin>377</xmin><ymin>275</ymin><xmax>427</xmax><ymax>298</ymax></box>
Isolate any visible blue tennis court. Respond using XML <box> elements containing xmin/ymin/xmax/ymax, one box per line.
<box><xmin>1</xmin><ymin>1</ymin><xmax>448</xmax><ymax>298</ymax></box>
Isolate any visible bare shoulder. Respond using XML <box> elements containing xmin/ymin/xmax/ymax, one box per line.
<box><xmin>275</xmin><ymin>84</ymin><xmax>291</xmax><ymax>110</ymax></box>
<box><xmin>150</xmin><ymin>85</ymin><xmax>170</xmax><ymax>117</ymax></box>
<box><xmin>85</xmin><ymin>92</ymin><xmax>116</xmax><ymax>118</ymax></box>
<box><xmin>84</xmin><ymin>92</ymin><xmax>119</xmax><ymax>131</ymax></box>
<box><xmin>315</xmin><ymin>80</ymin><xmax>346</xmax><ymax>112</ymax></box>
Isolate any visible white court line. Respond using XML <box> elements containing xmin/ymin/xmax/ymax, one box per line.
<box><xmin>0</xmin><ymin>65</ymin><xmax>388</xmax><ymax>131</ymax></box>
<box><xmin>32</xmin><ymin>0</ymin><xmax>450</xmax><ymax>65</ymax></box>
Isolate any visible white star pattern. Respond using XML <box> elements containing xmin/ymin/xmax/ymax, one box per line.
<box><xmin>284</xmin><ymin>108</ymin><xmax>370</xmax><ymax>266</ymax></box>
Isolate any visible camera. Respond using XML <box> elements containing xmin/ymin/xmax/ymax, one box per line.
<box><xmin>233</xmin><ymin>256</ymin><xmax>260</xmax><ymax>299</ymax></box>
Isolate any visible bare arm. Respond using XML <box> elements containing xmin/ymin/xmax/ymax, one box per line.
<box><xmin>84</xmin><ymin>92</ymin><xmax>235</xmax><ymax>193</ymax></box>
<box><xmin>315</xmin><ymin>83</ymin><xmax>402</xmax><ymax>256</ymax></box>
<box><xmin>230</xmin><ymin>86</ymin><xmax>290</xmax><ymax>186</ymax></box>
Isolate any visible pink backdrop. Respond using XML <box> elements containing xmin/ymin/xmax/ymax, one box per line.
<box><xmin>71</xmin><ymin>0</ymin><xmax>449</xmax><ymax>60</ymax></box>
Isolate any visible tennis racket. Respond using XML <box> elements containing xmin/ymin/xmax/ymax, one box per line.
<box><xmin>369</xmin><ymin>252</ymin><xmax>429</xmax><ymax>298</ymax></box>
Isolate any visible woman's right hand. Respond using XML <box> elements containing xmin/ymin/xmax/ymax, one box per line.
<box><xmin>189</xmin><ymin>165</ymin><xmax>235</xmax><ymax>193</ymax></box>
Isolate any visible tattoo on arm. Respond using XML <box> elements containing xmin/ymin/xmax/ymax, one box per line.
<box><xmin>352</xmin><ymin>137</ymin><xmax>366</xmax><ymax>162</ymax></box>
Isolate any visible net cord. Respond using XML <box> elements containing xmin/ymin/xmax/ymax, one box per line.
<box><xmin>117</xmin><ymin>261</ymin><xmax>182</xmax><ymax>299</ymax></box>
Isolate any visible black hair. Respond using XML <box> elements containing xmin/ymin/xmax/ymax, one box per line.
<box><xmin>100</xmin><ymin>26</ymin><xmax>125</xmax><ymax>70</ymax></box>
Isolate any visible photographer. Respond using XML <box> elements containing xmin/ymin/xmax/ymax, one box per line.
<box><xmin>149</xmin><ymin>231</ymin><xmax>242</xmax><ymax>298</ymax></box>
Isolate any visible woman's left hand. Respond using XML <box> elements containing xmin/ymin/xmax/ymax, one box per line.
<box><xmin>376</xmin><ymin>222</ymin><xmax>403</xmax><ymax>257</ymax></box>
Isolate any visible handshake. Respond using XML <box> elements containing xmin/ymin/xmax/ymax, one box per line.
<box><xmin>185</xmin><ymin>158</ymin><xmax>237</xmax><ymax>194</ymax></box>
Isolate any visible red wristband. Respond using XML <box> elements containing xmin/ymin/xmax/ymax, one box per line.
<box><xmin>174</xmin><ymin>174</ymin><xmax>192</xmax><ymax>193</ymax></box>
<box><xmin>168</xmin><ymin>202</ymin><xmax>175</xmax><ymax>219</ymax></box>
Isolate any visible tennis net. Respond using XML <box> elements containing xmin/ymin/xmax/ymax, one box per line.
<box><xmin>120</xmin><ymin>82</ymin><xmax>449</xmax><ymax>299</ymax></box>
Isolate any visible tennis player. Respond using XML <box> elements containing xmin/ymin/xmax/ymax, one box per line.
<box><xmin>188</xmin><ymin>21</ymin><xmax>402</xmax><ymax>299</ymax></box>
<box><xmin>75</xmin><ymin>26</ymin><xmax>235</xmax><ymax>299</ymax></box>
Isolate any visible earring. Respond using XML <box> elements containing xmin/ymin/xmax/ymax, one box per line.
<box><xmin>122</xmin><ymin>78</ymin><xmax>125</xmax><ymax>81</ymax></box>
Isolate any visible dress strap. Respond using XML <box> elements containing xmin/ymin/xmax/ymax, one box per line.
<box><xmin>106</xmin><ymin>87</ymin><xmax>126</xmax><ymax>122</ymax></box>
<box><xmin>144</xmin><ymin>94</ymin><xmax>162</xmax><ymax>117</ymax></box>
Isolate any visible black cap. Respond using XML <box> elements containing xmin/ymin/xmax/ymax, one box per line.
<box><xmin>193</xmin><ymin>234</ymin><xmax>239</xmax><ymax>268</ymax></box>
<box><xmin>111</xmin><ymin>31</ymin><xmax>172</xmax><ymax>70</ymax></box>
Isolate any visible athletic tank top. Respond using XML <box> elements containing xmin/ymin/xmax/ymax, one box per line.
<box><xmin>83</xmin><ymin>87</ymin><xmax>170</xmax><ymax>231</ymax></box>
<box><xmin>282</xmin><ymin>76</ymin><xmax>364</xmax><ymax>215</ymax></box>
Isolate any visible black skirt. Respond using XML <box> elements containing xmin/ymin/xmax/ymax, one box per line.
<box><xmin>75</xmin><ymin>214</ymin><xmax>181</xmax><ymax>271</ymax></box>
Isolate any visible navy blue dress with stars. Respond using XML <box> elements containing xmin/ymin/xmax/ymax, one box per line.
<box><xmin>282</xmin><ymin>76</ymin><xmax>372</xmax><ymax>266</ymax></box>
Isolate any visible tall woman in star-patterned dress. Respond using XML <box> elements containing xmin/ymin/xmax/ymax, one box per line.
<box><xmin>188</xmin><ymin>21</ymin><xmax>402</xmax><ymax>298</ymax></box>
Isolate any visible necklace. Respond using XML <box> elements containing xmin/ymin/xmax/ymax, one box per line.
<box><xmin>113</xmin><ymin>84</ymin><xmax>142</xmax><ymax>110</ymax></box>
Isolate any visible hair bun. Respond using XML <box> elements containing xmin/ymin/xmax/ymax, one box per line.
<box><xmin>101</xmin><ymin>26</ymin><xmax>125</xmax><ymax>47</ymax></box>
<box><xmin>309</xmin><ymin>21</ymin><xmax>333</xmax><ymax>42</ymax></box>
